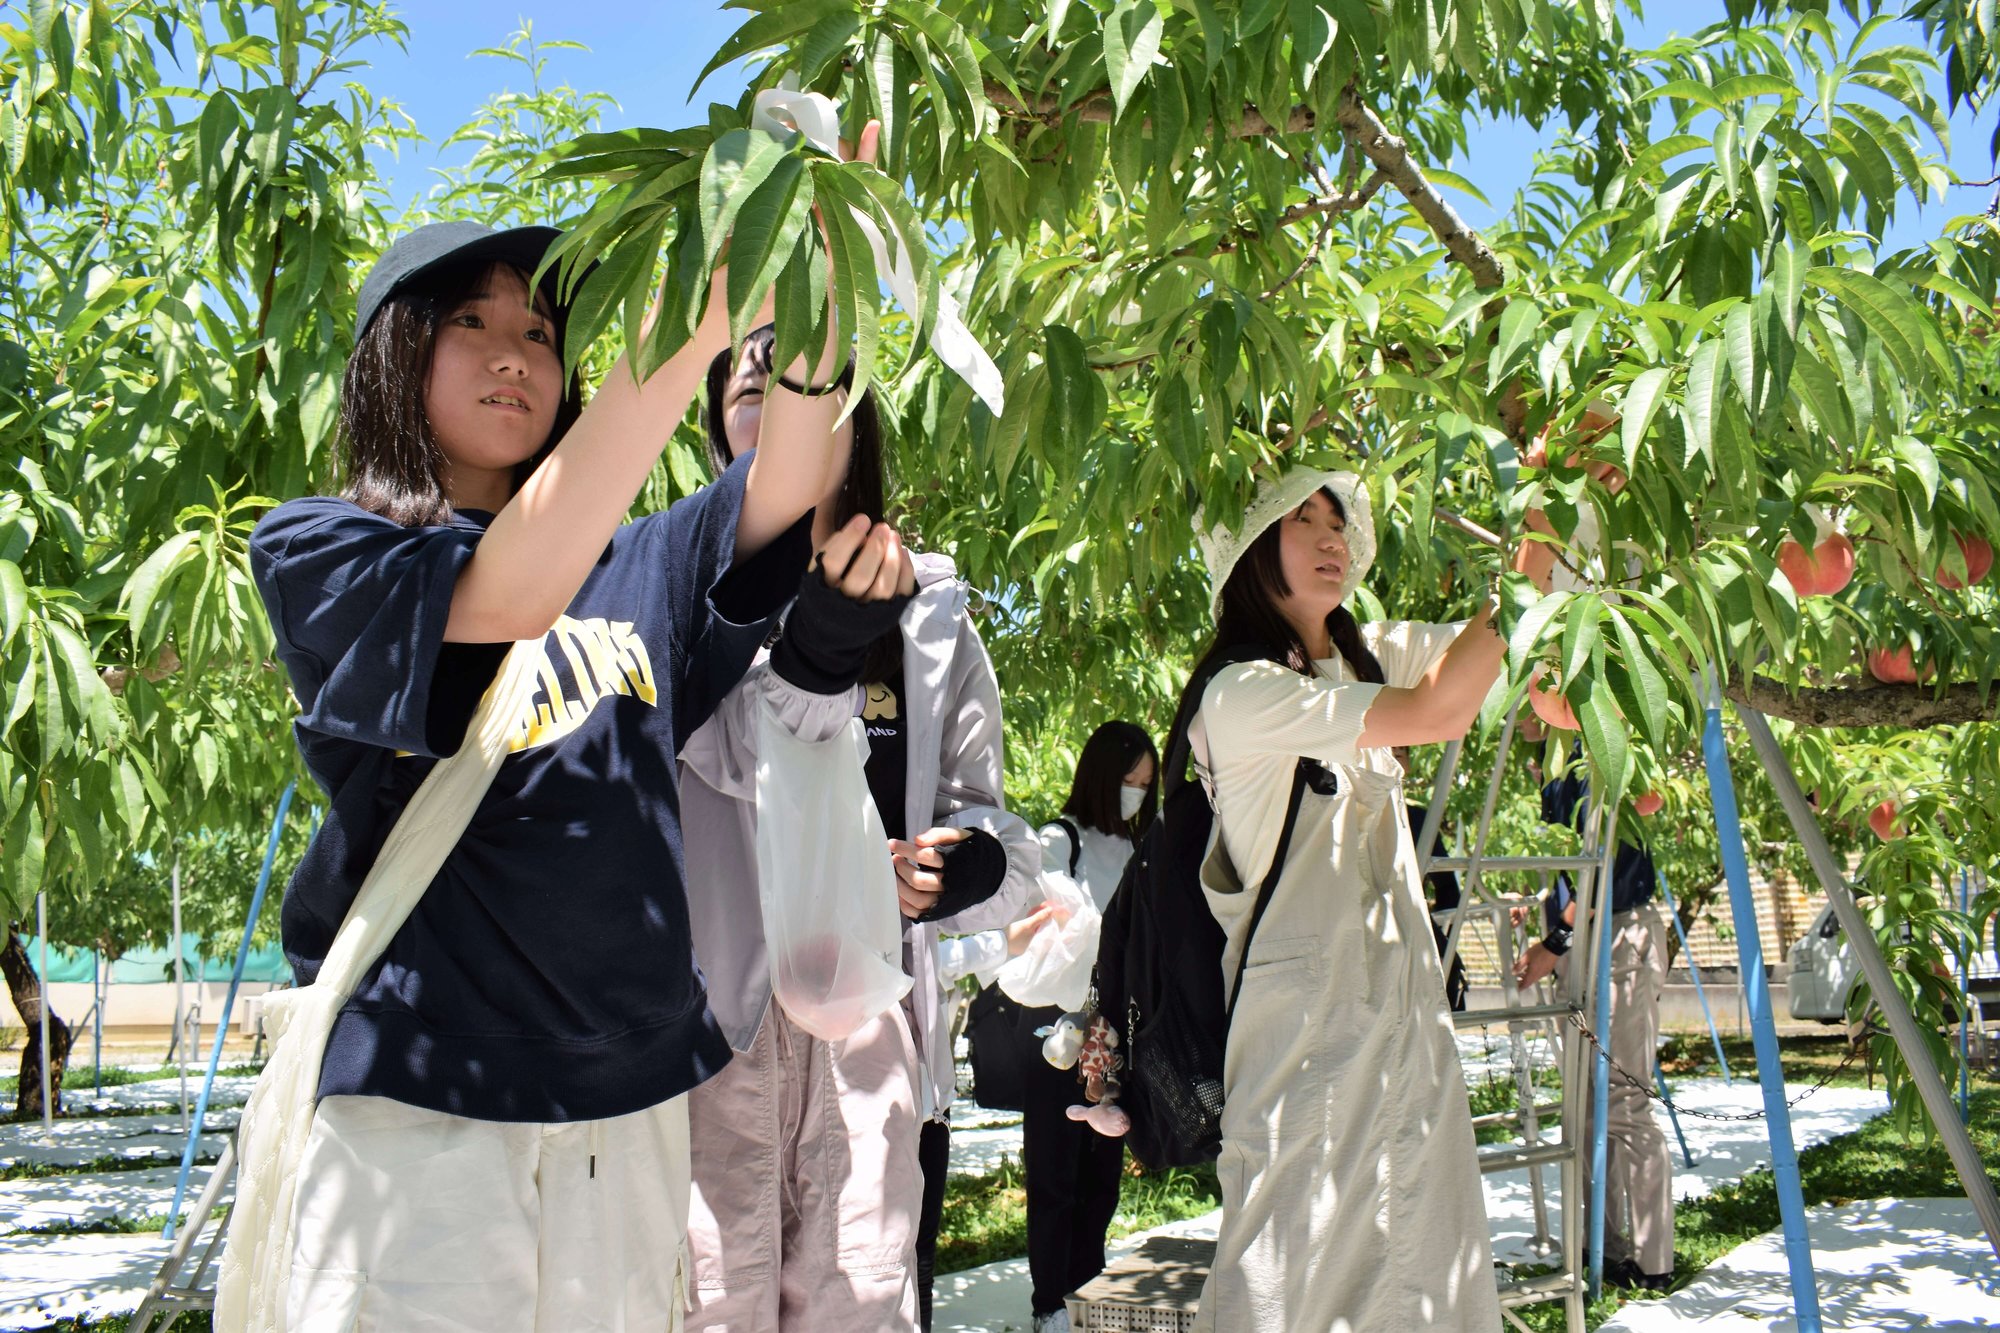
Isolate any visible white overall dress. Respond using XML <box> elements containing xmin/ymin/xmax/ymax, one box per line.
<box><xmin>1191</xmin><ymin>621</ymin><xmax>1501</xmax><ymax>1333</ymax></box>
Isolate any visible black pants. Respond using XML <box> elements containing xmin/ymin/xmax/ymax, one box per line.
<box><xmin>1021</xmin><ymin>1010</ymin><xmax>1126</xmax><ymax>1316</ymax></box>
<box><xmin>915</xmin><ymin>1116</ymin><xmax>950</xmax><ymax>1331</ymax></box>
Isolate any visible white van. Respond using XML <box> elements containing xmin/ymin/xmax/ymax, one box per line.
<box><xmin>1789</xmin><ymin>902</ymin><xmax>2000</xmax><ymax>1024</ymax></box>
<box><xmin>1786</xmin><ymin>904</ymin><xmax>1862</xmax><ymax>1023</ymax></box>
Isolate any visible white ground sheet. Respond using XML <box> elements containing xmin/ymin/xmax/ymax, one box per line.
<box><xmin>1599</xmin><ymin>1198</ymin><xmax>2000</xmax><ymax>1332</ymax></box>
<box><xmin>0</xmin><ymin>1065</ymin><xmax>1955</xmax><ymax>1333</ymax></box>
<box><xmin>934</xmin><ymin>1075</ymin><xmax>1897</xmax><ymax>1332</ymax></box>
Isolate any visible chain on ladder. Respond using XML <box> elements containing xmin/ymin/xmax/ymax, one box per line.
<box><xmin>1560</xmin><ymin>1009</ymin><xmax>1871</xmax><ymax>1121</ymax></box>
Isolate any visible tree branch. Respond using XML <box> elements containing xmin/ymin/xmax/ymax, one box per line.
<box><xmin>1437</xmin><ymin>508</ymin><xmax>1503</xmax><ymax>547</ymax></box>
<box><xmin>989</xmin><ymin>83</ymin><xmax>1502</xmax><ymax>286</ymax></box>
<box><xmin>1273</xmin><ymin>170</ymin><xmax>1391</xmax><ymax>228</ymax></box>
<box><xmin>1727</xmin><ymin>673</ymin><xmax>2000</xmax><ymax>729</ymax></box>
<box><xmin>1331</xmin><ymin>86</ymin><xmax>1505</xmax><ymax>289</ymax></box>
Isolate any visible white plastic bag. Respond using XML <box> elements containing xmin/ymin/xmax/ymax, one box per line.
<box><xmin>996</xmin><ymin>868</ymin><xmax>1101</xmax><ymax>1011</ymax></box>
<box><xmin>754</xmin><ymin>701</ymin><xmax>913</xmax><ymax>1041</ymax></box>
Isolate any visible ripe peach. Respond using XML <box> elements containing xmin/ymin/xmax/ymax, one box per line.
<box><xmin>1867</xmin><ymin>646</ymin><xmax>1932</xmax><ymax>685</ymax></box>
<box><xmin>1777</xmin><ymin>532</ymin><xmax>1856</xmax><ymax>597</ymax></box>
<box><xmin>1528</xmin><ymin>672</ymin><xmax>1580</xmax><ymax>731</ymax></box>
<box><xmin>1936</xmin><ymin>534</ymin><xmax>1994</xmax><ymax>590</ymax></box>
<box><xmin>1868</xmin><ymin>800</ymin><xmax>1903</xmax><ymax>841</ymax></box>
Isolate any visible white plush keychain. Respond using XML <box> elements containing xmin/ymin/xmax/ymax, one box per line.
<box><xmin>750</xmin><ymin>83</ymin><xmax>1006</xmax><ymax>416</ymax></box>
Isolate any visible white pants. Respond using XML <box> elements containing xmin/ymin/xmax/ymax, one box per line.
<box><xmin>286</xmin><ymin>1093</ymin><xmax>691</xmax><ymax>1332</ymax></box>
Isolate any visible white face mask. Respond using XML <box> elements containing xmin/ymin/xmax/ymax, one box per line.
<box><xmin>1119</xmin><ymin>785</ymin><xmax>1147</xmax><ymax>820</ymax></box>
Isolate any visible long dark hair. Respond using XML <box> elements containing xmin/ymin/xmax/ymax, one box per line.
<box><xmin>706</xmin><ymin>325</ymin><xmax>901</xmax><ymax>683</ymax></box>
<box><xmin>339</xmin><ymin>258</ymin><xmax>583</xmax><ymax>527</ymax></box>
<box><xmin>1163</xmin><ymin>486</ymin><xmax>1385</xmax><ymax>793</ymax></box>
<box><xmin>1061</xmin><ymin>720</ymin><xmax>1160</xmax><ymax>840</ymax></box>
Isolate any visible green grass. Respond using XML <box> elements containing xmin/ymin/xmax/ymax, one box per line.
<box><xmin>39</xmin><ymin>1317</ymin><xmax>213</xmax><ymax>1332</ymax></box>
<box><xmin>935</xmin><ymin>1152</ymin><xmax>1222</xmax><ymax>1276</ymax></box>
<box><xmin>0</xmin><ymin>1152</ymin><xmax>221</xmax><ymax>1182</ymax></box>
<box><xmin>6</xmin><ymin>1063</ymin><xmax>264</xmax><ymax>1115</ymax></box>
<box><xmin>1505</xmin><ymin>1081</ymin><xmax>2000</xmax><ymax>1331</ymax></box>
<box><xmin>1657</xmin><ymin>1032</ymin><xmax>1873</xmax><ymax>1088</ymax></box>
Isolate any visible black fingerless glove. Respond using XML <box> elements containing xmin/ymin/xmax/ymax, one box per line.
<box><xmin>915</xmin><ymin>828</ymin><xmax>1007</xmax><ymax>924</ymax></box>
<box><xmin>769</xmin><ymin>557</ymin><xmax>914</xmax><ymax>695</ymax></box>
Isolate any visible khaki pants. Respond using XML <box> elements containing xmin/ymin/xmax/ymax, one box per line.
<box><xmin>1561</xmin><ymin>904</ymin><xmax>1675</xmax><ymax>1275</ymax></box>
<box><xmin>684</xmin><ymin>1004</ymin><xmax>922</xmax><ymax>1331</ymax></box>
<box><xmin>287</xmin><ymin>1092</ymin><xmax>691</xmax><ymax>1332</ymax></box>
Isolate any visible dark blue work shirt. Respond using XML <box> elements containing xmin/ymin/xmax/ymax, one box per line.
<box><xmin>1540</xmin><ymin>771</ymin><xmax>1658</xmax><ymax>951</ymax></box>
<box><xmin>250</xmin><ymin>453</ymin><xmax>807</xmax><ymax>1122</ymax></box>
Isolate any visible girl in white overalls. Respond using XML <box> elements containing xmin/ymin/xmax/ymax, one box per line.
<box><xmin>1182</xmin><ymin>468</ymin><xmax>1556</xmax><ymax>1332</ymax></box>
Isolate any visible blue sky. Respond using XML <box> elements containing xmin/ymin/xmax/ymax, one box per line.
<box><xmin>356</xmin><ymin>2</ymin><xmax>1996</xmax><ymax>255</ymax></box>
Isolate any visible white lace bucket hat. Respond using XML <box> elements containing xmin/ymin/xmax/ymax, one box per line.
<box><xmin>1198</xmin><ymin>469</ymin><xmax>1375</xmax><ymax>617</ymax></box>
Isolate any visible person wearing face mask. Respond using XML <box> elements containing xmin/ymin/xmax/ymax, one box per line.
<box><xmin>1010</xmin><ymin>722</ymin><xmax>1161</xmax><ymax>1333</ymax></box>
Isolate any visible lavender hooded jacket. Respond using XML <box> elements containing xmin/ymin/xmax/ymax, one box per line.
<box><xmin>679</xmin><ymin>551</ymin><xmax>1039</xmax><ymax>1118</ymax></box>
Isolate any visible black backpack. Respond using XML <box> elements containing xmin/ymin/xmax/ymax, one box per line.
<box><xmin>1090</xmin><ymin>650</ymin><xmax>1325</xmax><ymax>1169</ymax></box>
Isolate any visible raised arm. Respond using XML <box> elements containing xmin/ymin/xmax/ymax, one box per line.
<box><xmin>735</xmin><ymin>120</ymin><xmax>885</xmax><ymax>558</ymax></box>
<box><xmin>447</xmin><ymin>121</ymin><xmax>887</xmax><ymax>643</ymax></box>
<box><xmin>1354</xmin><ymin>602</ymin><xmax>1507</xmax><ymax>750</ymax></box>
<box><xmin>445</xmin><ymin>282</ymin><xmax>738</xmax><ymax>642</ymax></box>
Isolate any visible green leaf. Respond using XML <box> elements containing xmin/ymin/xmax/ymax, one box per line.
<box><xmin>724</xmin><ymin>153</ymin><xmax>814</xmax><ymax>346</ymax></box>
<box><xmin>699</xmin><ymin>129</ymin><xmax>792</xmax><ymax>275</ymax></box>
<box><xmin>1893</xmin><ymin>435</ymin><xmax>1941</xmax><ymax>506</ymax></box>
<box><xmin>1682</xmin><ymin>339</ymin><xmax>1726</xmax><ymax>463</ymax></box>
<box><xmin>1489</xmin><ymin>298</ymin><xmax>1542</xmax><ymax>392</ymax></box>
<box><xmin>1044</xmin><ymin>324</ymin><xmax>1093</xmax><ymax>451</ymax></box>
<box><xmin>1103</xmin><ymin>0</ymin><xmax>1165</xmax><ymax>119</ymax></box>
<box><xmin>120</xmin><ymin>531</ymin><xmax>199</xmax><ymax>651</ymax></box>
<box><xmin>769</xmin><ymin>226</ymin><xmax>830</xmax><ymax>387</ymax></box>
<box><xmin>841</xmin><ymin>161</ymin><xmax>940</xmax><ymax>339</ymax></box>
<box><xmin>692</xmin><ymin>0</ymin><xmax>850</xmax><ymax>94</ymax></box>
<box><xmin>885</xmin><ymin>0</ymin><xmax>991</xmax><ymax>127</ymax></box>
<box><xmin>565</xmin><ymin>214</ymin><xmax>670</xmax><ymax>376</ymax></box>
<box><xmin>1508</xmin><ymin>590</ymin><xmax>1572</xmax><ymax>673</ymax></box>
<box><xmin>1606</xmin><ymin>602</ymin><xmax>1669</xmax><ymax>748</ymax></box>
<box><xmin>0</xmin><ymin>561</ymin><xmax>24</xmax><ymax>654</ymax></box>
<box><xmin>1723</xmin><ymin>301</ymin><xmax>1757</xmax><ymax>406</ymax></box>
<box><xmin>1562</xmin><ymin>591</ymin><xmax>1603</xmax><ymax>687</ymax></box>
<box><xmin>1619</xmin><ymin>366</ymin><xmax>1672</xmax><ymax>473</ymax></box>
<box><xmin>298</xmin><ymin>369</ymin><xmax>340</xmax><ymax>456</ymax></box>
<box><xmin>1810</xmin><ymin>266</ymin><xmax>1950</xmax><ymax>385</ymax></box>
<box><xmin>48</xmin><ymin>621</ymin><xmax>113</xmax><ymax>743</ymax></box>
<box><xmin>1574</xmin><ymin>677</ymin><xmax>1631</xmax><ymax>803</ymax></box>
<box><xmin>193</xmin><ymin>729</ymin><xmax>220</xmax><ymax>793</ymax></box>
<box><xmin>817</xmin><ymin>187</ymin><xmax>880</xmax><ymax>416</ymax></box>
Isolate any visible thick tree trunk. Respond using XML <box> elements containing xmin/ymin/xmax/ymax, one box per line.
<box><xmin>1</xmin><ymin>927</ymin><xmax>71</xmax><ymax>1120</ymax></box>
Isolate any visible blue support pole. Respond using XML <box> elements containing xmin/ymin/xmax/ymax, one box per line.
<box><xmin>92</xmin><ymin>952</ymin><xmax>102</xmax><ymax>1097</ymax></box>
<box><xmin>1654</xmin><ymin>1060</ymin><xmax>1696</xmax><ymax>1168</ymax></box>
<box><xmin>1588</xmin><ymin>857</ymin><xmax>1615</xmax><ymax>1303</ymax></box>
<box><xmin>1655</xmin><ymin>871</ymin><xmax>1733</xmax><ymax>1084</ymax></box>
<box><xmin>163</xmin><ymin>781</ymin><xmax>295</xmax><ymax>1241</ymax></box>
<box><xmin>1701</xmin><ymin>701</ymin><xmax>1822</xmax><ymax>1331</ymax></box>
<box><xmin>1961</xmin><ymin>867</ymin><xmax>1972</xmax><ymax>1125</ymax></box>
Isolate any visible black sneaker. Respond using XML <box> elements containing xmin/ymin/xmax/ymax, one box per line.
<box><xmin>1606</xmin><ymin>1258</ymin><xmax>1673</xmax><ymax>1291</ymax></box>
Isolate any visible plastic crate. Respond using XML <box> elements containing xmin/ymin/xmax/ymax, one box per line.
<box><xmin>1065</xmin><ymin>1236</ymin><xmax>1215</xmax><ymax>1332</ymax></box>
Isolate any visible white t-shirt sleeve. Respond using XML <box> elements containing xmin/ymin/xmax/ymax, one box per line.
<box><xmin>1200</xmin><ymin>660</ymin><xmax>1385</xmax><ymax>770</ymax></box>
<box><xmin>1364</xmin><ymin>619</ymin><xmax>1469</xmax><ymax>690</ymax></box>
<box><xmin>1036</xmin><ymin>821</ymin><xmax>1078</xmax><ymax>877</ymax></box>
